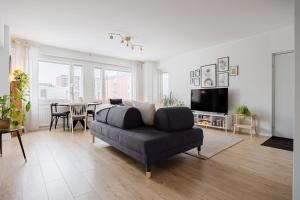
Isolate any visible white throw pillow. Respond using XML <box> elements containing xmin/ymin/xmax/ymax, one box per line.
<box><xmin>132</xmin><ymin>101</ymin><xmax>156</xmax><ymax>125</ymax></box>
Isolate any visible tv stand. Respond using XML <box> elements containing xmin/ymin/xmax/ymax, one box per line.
<box><xmin>193</xmin><ymin>111</ymin><xmax>231</xmax><ymax>132</ymax></box>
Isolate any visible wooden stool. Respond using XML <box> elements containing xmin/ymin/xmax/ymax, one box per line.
<box><xmin>233</xmin><ymin>114</ymin><xmax>257</xmax><ymax>136</ymax></box>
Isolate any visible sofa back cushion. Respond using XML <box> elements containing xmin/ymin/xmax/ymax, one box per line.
<box><xmin>154</xmin><ymin>107</ymin><xmax>194</xmax><ymax>132</ymax></box>
<box><xmin>96</xmin><ymin>106</ymin><xmax>143</xmax><ymax>129</ymax></box>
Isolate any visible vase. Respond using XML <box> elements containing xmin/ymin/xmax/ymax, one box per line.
<box><xmin>0</xmin><ymin>118</ymin><xmax>11</xmax><ymax>130</ymax></box>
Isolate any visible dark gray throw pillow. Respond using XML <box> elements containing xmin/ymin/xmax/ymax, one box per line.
<box><xmin>106</xmin><ymin>106</ymin><xmax>143</xmax><ymax>129</ymax></box>
<box><xmin>154</xmin><ymin>107</ymin><xmax>194</xmax><ymax>132</ymax></box>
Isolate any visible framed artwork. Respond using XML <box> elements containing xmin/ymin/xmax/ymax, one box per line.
<box><xmin>201</xmin><ymin>64</ymin><xmax>216</xmax><ymax>88</ymax></box>
<box><xmin>194</xmin><ymin>78</ymin><xmax>200</xmax><ymax>86</ymax></box>
<box><xmin>195</xmin><ymin>69</ymin><xmax>200</xmax><ymax>77</ymax></box>
<box><xmin>217</xmin><ymin>56</ymin><xmax>229</xmax><ymax>72</ymax></box>
<box><xmin>229</xmin><ymin>65</ymin><xmax>238</xmax><ymax>76</ymax></box>
<box><xmin>190</xmin><ymin>71</ymin><xmax>195</xmax><ymax>84</ymax></box>
<box><xmin>218</xmin><ymin>72</ymin><xmax>229</xmax><ymax>87</ymax></box>
<box><xmin>9</xmin><ymin>55</ymin><xmax>12</xmax><ymax>73</ymax></box>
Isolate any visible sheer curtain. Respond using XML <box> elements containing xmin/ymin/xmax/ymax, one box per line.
<box><xmin>132</xmin><ymin>62</ymin><xmax>144</xmax><ymax>102</ymax></box>
<box><xmin>11</xmin><ymin>40</ymin><xmax>39</xmax><ymax>131</ymax></box>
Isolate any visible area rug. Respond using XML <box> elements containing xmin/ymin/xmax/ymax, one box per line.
<box><xmin>261</xmin><ymin>136</ymin><xmax>293</xmax><ymax>151</ymax></box>
<box><xmin>185</xmin><ymin>131</ymin><xmax>243</xmax><ymax>160</ymax></box>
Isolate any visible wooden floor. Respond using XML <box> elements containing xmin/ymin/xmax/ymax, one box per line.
<box><xmin>0</xmin><ymin>128</ymin><xmax>293</xmax><ymax>200</ymax></box>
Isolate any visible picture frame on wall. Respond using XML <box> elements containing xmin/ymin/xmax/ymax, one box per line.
<box><xmin>229</xmin><ymin>65</ymin><xmax>239</xmax><ymax>76</ymax></box>
<box><xmin>194</xmin><ymin>77</ymin><xmax>200</xmax><ymax>86</ymax></box>
<box><xmin>201</xmin><ymin>64</ymin><xmax>216</xmax><ymax>88</ymax></box>
<box><xmin>217</xmin><ymin>56</ymin><xmax>229</xmax><ymax>72</ymax></box>
<box><xmin>190</xmin><ymin>71</ymin><xmax>195</xmax><ymax>84</ymax></box>
<box><xmin>218</xmin><ymin>72</ymin><xmax>229</xmax><ymax>87</ymax></box>
<box><xmin>195</xmin><ymin>69</ymin><xmax>200</xmax><ymax>77</ymax></box>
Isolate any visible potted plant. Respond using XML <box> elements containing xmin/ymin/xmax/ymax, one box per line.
<box><xmin>235</xmin><ymin>105</ymin><xmax>251</xmax><ymax>117</ymax></box>
<box><xmin>0</xmin><ymin>70</ymin><xmax>31</xmax><ymax>129</ymax></box>
<box><xmin>161</xmin><ymin>91</ymin><xmax>185</xmax><ymax>107</ymax></box>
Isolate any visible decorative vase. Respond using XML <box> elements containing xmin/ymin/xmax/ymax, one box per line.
<box><xmin>0</xmin><ymin>118</ymin><xmax>11</xmax><ymax>130</ymax></box>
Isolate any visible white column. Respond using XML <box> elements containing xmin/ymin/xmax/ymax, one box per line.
<box><xmin>294</xmin><ymin>1</ymin><xmax>300</xmax><ymax>199</ymax></box>
<box><xmin>0</xmin><ymin>25</ymin><xmax>10</xmax><ymax>95</ymax></box>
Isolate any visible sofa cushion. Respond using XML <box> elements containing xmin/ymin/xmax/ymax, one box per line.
<box><xmin>96</xmin><ymin>107</ymin><xmax>112</xmax><ymax>123</ymax></box>
<box><xmin>106</xmin><ymin>106</ymin><xmax>143</xmax><ymax>129</ymax></box>
<box><xmin>154</xmin><ymin>107</ymin><xmax>194</xmax><ymax>132</ymax></box>
<box><xmin>132</xmin><ymin>101</ymin><xmax>156</xmax><ymax>126</ymax></box>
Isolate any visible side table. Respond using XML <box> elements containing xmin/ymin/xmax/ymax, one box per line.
<box><xmin>233</xmin><ymin>114</ymin><xmax>257</xmax><ymax>136</ymax></box>
<box><xmin>0</xmin><ymin>126</ymin><xmax>27</xmax><ymax>161</ymax></box>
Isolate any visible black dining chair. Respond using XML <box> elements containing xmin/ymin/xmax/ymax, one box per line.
<box><xmin>87</xmin><ymin>103</ymin><xmax>100</xmax><ymax>121</ymax></box>
<box><xmin>49</xmin><ymin>103</ymin><xmax>70</xmax><ymax>131</ymax></box>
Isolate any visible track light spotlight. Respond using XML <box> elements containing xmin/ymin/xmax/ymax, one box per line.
<box><xmin>108</xmin><ymin>33</ymin><xmax>144</xmax><ymax>52</ymax></box>
<box><xmin>109</xmin><ymin>34</ymin><xmax>113</xmax><ymax>39</ymax></box>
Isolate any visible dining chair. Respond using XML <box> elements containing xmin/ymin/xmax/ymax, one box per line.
<box><xmin>50</xmin><ymin>103</ymin><xmax>70</xmax><ymax>131</ymax></box>
<box><xmin>70</xmin><ymin>103</ymin><xmax>88</xmax><ymax>133</ymax></box>
<box><xmin>87</xmin><ymin>102</ymin><xmax>101</xmax><ymax>121</ymax></box>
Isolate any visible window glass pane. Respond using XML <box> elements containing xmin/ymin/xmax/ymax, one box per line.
<box><xmin>94</xmin><ymin>68</ymin><xmax>102</xmax><ymax>100</ymax></box>
<box><xmin>73</xmin><ymin>65</ymin><xmax>83</xmax><ymax>100</ymax></box>
<box><xmin>104</xmin><ymin>70</ymin><xmax>132</xmax><ymax>100</ymax></box>
<box><xmin>38</xmin><ymin>61</ymin><xmax>70</xmax><ymax>101</ymax></box>
<box><xmin>162</xmin><ymin>72</ymin><xmax>169</xmax><ymax>96</ymax></box>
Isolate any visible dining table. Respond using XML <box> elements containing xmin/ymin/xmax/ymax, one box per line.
<box><xmin>55</xmin><ymin>102</ymin><xmax>102</xmax><ymax>130</ymax></box>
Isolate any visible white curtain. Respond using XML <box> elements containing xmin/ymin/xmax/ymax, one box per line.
<box><xmin>132</xmin><ymin>62</ymin><xmax>144</xmax><ymax>102</ymax></box>
<box><xmin>11</xmin><ymin>40</ymin><xmax>39</xmax><ymax>131</ymax></box>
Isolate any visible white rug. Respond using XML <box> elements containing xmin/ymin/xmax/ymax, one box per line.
<box><xmin>186</xmin><ymin>131</ymin><xmax>243</xmax><ymax>159</ymax></box>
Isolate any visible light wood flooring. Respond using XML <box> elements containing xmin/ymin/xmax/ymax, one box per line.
<box><xmin>0</xmin><ymin>128</ymin><xmax>293</xmax><ymax>200</ymax></box>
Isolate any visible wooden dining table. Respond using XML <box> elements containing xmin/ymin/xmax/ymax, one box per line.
<box><xmin>55</xmin><ymin>102</ymin><xmax>102</xmax><ymax>130</ymax></box>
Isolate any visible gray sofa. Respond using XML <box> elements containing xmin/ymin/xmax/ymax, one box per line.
<box><xmin>90</xmin><ymin>106</ymin><xmax>203</xmax><ymax>178</ymax></box>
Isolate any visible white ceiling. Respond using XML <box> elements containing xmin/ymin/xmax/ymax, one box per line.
<box><xmin>0</xmin><ymin>0</ymin><xmax>294</xmax><ymax>61</ymax></box>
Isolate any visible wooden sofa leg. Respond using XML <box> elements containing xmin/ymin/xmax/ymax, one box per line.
<box><xmin>92</xmin><ymin>135</ymin><xmax>95</xmax><ymax>143</ymax></box>
<box><xmin>145</xmin><ymin>162</ymin><xmax>152</xmax><ymax>178</ymax></box>
<box><xmin>197</xmin><ymin>146</ymin><xmax>201</xmax><ymax>156</ymax></box>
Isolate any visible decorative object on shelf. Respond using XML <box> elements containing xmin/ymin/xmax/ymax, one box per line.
<box><xmin>229</xmin><ymin>65</ymin><xmax>239</xmax><ymax>76</ymax></box>
<box><xmin>235</xmin><ymin>105</ymin><xmax>251</xmax><ymax>117</ymax></box>
<box><xmin>195</xmin><ymin>69</ymin><xmax>200</xmax><ymax>77</ymax></box>
<box><xmin>161</xmin><ymin>91</ymin><xmax>185</xmax><ymax>107</ymax></box>
<box><xmin>108</xmin><ymin>33</ymin><xmax>143</xmax><ymax>51</ymax></box>
<box><xmin>217</xmin><ymin>56</ymin><xmax>229</xmax><ymax>72</ymax></box>
<box><xmin>194</xmin><ymin>78</ymin><xmax>200</xmax><ymax>86</ymax></box>
<box><xmin>218</xmin><ymin>72</ymin><xmax>229</xmax><ymax>87</ymax></box>
<box><xmin>201</xmin><ymin>64</ymin><xmax>216</xmax><ymax>88</ymax></box>
<box><xmin>0</xmin><ymin>70</ymin><xmax>31</xmax><ymax>129</ymax></box>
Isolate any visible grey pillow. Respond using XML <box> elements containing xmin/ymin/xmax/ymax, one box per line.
<box><xmin>132</xmin><ymin>101</ymin><xmax>156</xmax><ymax>125</ymax></box>
<box><xmin>154</xmin><ymin>107</ymin><xmax>194</xmax><ymax>132</ymax></box>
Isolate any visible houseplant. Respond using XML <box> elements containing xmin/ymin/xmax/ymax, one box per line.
<box><xmin>161</xmin><ymin>91</ymin><xmax>185</xmax><ymax>107</ymax></box>
<box><xmin>0</xmin><ymin>70</ymin><xmax>31</xmax><ymax>129</ymax></box>
<box><xmin>235</xmin><ymin>105</ymin><xmax>251</xmax><ymax>116</ymax></box>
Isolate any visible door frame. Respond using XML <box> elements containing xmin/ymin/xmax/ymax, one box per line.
<box><xmin>272</xmin><ymin>50</ymin><xmax>295</xmax><ymax>137</ymax></box>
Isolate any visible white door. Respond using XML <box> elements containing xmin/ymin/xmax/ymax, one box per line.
<box><xmin>273</xmin><ymin>52</ymin><xmax>295</xmax><ymax>139</ymax></box>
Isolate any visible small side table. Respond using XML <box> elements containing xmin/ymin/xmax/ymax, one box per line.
<box><xmin>0</xmin><ymin>126</ymin><xmax>27</xmax><ymax>161</ymax></box>
<box><xmin>233</xmin><ymin>114</ymin><xmax>257</xmax><ymax>136</ymax></box>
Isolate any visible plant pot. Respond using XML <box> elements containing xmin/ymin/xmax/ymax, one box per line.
<box><xmin>0</xmin><ymin>118</ymin><xmax>11</xmax><ymax>129</ymax></box>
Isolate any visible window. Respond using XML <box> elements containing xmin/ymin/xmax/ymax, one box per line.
<box><xmin>73</xmin><ymin>65</ymin><xmax>83</xmax><ymax>100</ymax></box>
<box><xmin>94</xmin><ymin>68</ymin><xmax>102</xmax><ymax>100</ymax></box>
<box><xmin>38</xmin><ymin>61</ymin><xmax>70</xmax><ymax>101</ymax></box>
<box><xmin>104</xmin><ymin>70</ymin><xmax>132</xmax><ymax>100</ymax></box>
<box><xmin>162</xmin><ymin>72</ymin><xmax>169</xmax><ymax>97</ymax></box>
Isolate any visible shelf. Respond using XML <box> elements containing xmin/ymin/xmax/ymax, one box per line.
<box><xmin>195</xmin><ymin>123</ymin><xmax>226</xmax><ymax>130</ymax></box>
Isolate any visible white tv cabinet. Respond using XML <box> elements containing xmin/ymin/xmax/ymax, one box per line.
<box><xmin>192</xmin><ymin>111</ymin><xmax>231</xmax><ymax>132</ymax></box>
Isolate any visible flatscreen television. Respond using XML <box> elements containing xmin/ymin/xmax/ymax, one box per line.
<box><xmin>191</xmin><ymin>88</ymin><xmax>228</xmax><ymax>113</ymax></box>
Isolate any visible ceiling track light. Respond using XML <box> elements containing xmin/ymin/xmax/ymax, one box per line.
<box><xmin>108</xmin><ymin>33</ymin><xmax>144</xmax><ymax>52</ymax></box>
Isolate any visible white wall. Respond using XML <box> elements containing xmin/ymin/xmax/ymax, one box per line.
<box><xmin>294</xmin><ymin>1</ymin><xmax>300</xmax><ymax>199</ymax></box>
<box><xmin>0</xmin><ymin>25</ymin><xmax>10</xmax><ymax>95</ymax></box>
<box><xmin>159</xmin><ymin>27</ymin><xmax>294</xmax><ymax>135</ymax></box>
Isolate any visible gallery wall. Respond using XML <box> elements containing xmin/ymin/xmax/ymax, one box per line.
<box><xmin>158</xmin><ymin>26</ymin><xmax>294</xmax><ymax>135</ymax></box>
